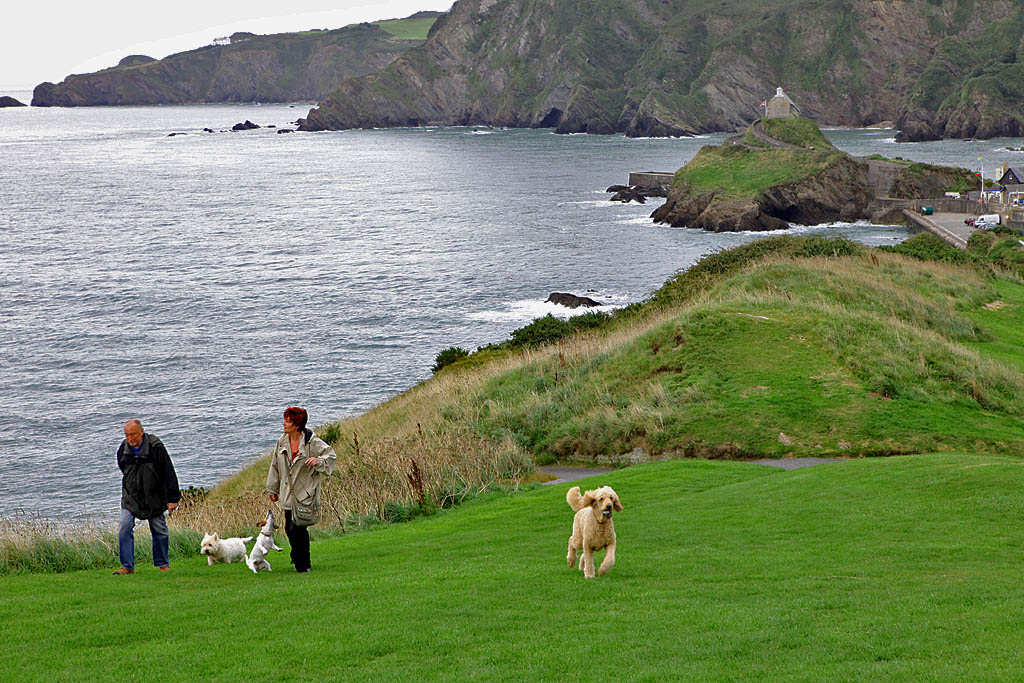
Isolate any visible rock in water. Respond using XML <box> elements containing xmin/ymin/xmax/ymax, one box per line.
<box><xmin>546</xmin><ymin>293</ymin><xmax>601</xmax><ymax>308</ymax></box>
<box><xmin>610</xmin><ymin>188</ymin><xmax>647</xmax><ymax>203</ymax></box>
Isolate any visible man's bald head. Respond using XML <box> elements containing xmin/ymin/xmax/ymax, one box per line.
<box><xmin>124</xmin><ymin>420</ymin><xmax>144</xmax><ymax>448</ymax></box>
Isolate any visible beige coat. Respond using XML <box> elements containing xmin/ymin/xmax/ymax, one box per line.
<box><xmin>266</xmin><ymin>429</ymin><xmax>336</xmax><ymax>510</ymax></box>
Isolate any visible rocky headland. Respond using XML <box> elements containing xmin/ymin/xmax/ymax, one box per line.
<box><xmin>0</xmin><ymin>96</ymin><xmax>26</xmax><ymax>107</ymax></box>
<box><xmin>650</xmin><ymin>118</ymin><xmax>979</xmax><ymax>232</ymax></box>
<box><xmin>32</xmin><ymin>14</ymin><xmax>441</xmax><ymax>106</ymax></box>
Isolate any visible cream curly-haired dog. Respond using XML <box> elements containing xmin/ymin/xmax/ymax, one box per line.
<box><xmin>566</xmin><ymin>485</ymin><xmax>622</xmax><ymax>578</ymax></box>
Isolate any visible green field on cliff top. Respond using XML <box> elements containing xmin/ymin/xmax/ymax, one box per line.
<box><xmin>6</xmin><ymin>455</ymin><xmax>1024</xmax><ymax>680</ymax></box>
<box><xmin>372</xmin><ymin>15</ymin><xmax>439</xmax><ymax>41</ymax></box>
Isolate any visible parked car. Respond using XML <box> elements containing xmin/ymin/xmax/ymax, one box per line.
<box><xmin>967</xmin><ymin>214</ymin><xmax>999</xmax><ymax>228</ymax></box>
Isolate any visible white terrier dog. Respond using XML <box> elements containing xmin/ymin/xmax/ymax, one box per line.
<box><xmin>200</xmin><ymin>532</ymin><xmax>252</xmax><ymax>565</ymax></box>
<box><xmin>246</xmin><ymin>509</ymin><xmax>283</xmax><ymax>573</ymax></box>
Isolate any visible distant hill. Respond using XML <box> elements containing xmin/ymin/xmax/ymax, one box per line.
<box><xmin>298</xmin><ymin>0</ymin><xmax>1023</xmax><ymax>141</ymax></box>
<box><xmin>31</xmin><ymin>12</ymin><xmax>443</xmax><ymax>106</ymax></box>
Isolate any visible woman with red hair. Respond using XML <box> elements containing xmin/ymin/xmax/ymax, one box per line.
<box><xmin>266</xmin><ymin>407</ymin><xmax>336</xmax><ymax>573</ymax></box>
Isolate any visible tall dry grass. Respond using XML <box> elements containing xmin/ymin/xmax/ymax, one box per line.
<box><xmin>0</xmin><ymin>513</ymin><xmax>201</xmax><ymax>575</ymax></box>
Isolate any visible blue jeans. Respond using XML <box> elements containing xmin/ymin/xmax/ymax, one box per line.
<box><xmin>118</xmin><ymin>508</ymin><xmax>170</xmax><ymax>570</ymax></box>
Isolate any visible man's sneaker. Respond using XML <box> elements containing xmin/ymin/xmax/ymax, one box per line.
<box><xmin>113</xmin><ymin>568</ymin><xmax>134</xmax><ymax>575</ymax></box>
<box><xmin>158</xmin><ymin>566</ymin><xmax>170</xmax><ymax>572</ymax></box>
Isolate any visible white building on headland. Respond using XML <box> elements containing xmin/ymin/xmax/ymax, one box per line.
<box><xmin>765</xmin><ymin>87</ymin><xmax>800</xmax><ymax>119</ymax></box>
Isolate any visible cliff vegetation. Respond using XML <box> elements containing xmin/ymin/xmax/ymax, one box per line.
<box><xmin>299</xmin><ymin>0</ymin><xmax>1024</xmax><ymax>141</ymax></box>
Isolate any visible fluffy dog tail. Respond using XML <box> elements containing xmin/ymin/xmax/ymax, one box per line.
<box><xmin>241</xmin><ymin>536</ymin><xmax>253</xmax><ymax>543</ymax></box>
<box><xmin>566</xmin><ymin>486</ymin><xmax>584</xmax><ymax>512</ymax></box>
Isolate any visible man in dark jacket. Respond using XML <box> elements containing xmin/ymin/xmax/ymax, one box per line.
<box><xmin>114</xmin><ymin>419</ymin><xmax>181</xmax><ymax>574</ymax></box>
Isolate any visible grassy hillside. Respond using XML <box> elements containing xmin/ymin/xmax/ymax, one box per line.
<box><xmin>763</xmin><ymin>116</ymin><xmax>836</xmax><ymax>149</ymax></box>
<box><xmin>468</xmin><ymin>246</ymin><xmax>1024</xmax><ymax>463</ymax></box>
<box><xmin>6</xmin><ymin>455</ymin><xmax>1024</xmax><ymax>679</ymax></box>
<box><xmin>200</xmin><ymin>235</ymin><xmax>1024</xmax><ymax>522</ymax></box>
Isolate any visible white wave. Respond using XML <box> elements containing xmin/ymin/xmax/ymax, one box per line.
<box><xmin>561</xmin><ymin>199</ymin><xmax>643</xmax><ymax>207</ymax></box>
<box><xmin>622</xmin><ymin>215</ymin><xmax>660</xmax><ymax>225</ymax></box>
<box><xmin>620</xmin><ymin>217</ymin><xmax>902</xmax><ymax>233</ymax></box>
<box><xmin>467</xmin><ymin>294</ymin><xmax>628</xmax><ymax>323</ymax></box>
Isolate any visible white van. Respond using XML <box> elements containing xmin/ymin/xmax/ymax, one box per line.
<box><xmin>975</xmin><ymin>213</ymin><xmax>1000</xmax><ymax>228</ymax></box>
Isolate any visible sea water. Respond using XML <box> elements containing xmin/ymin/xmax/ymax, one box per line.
<box><xmin>2</xmin><ymin>96</ymin><xmax>1018</xmax><ymax>520</ymax></box>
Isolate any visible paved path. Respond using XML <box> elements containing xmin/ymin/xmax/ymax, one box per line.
<box><xmin>903</xmin><ymin>210</ymin><xmax>975</xmax><ymax>249</ymax></box>
<box><xmin>539</xmin><ymin>466</ymin><xmax>616</xmax><ymax>485</ymax></box>
<box><xmin>926</xmin><ymin>212</ymin><xmax>976</xmax><ymax>244</ymax></box>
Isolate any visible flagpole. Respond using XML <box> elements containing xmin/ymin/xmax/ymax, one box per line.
<box><xmin>979</xmin><ymin>156</ymin><xmax>984</xmax><ymax>204</ymax></box>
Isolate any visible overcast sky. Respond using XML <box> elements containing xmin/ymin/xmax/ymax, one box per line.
<box><xmin>0</xmin><ymin>0</ymin><xmax>453</xmax><ymax>91</ymax></box>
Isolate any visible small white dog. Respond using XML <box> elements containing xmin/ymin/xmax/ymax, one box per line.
<box><xmin>246</xmin><ymin>509</ymin><xmax>283</xmax><ymax>573</ymax></box>
<box><xmin>200</xmin><ymin>532</ymin><xmax>252</xmax><ymax>565</ymax></box>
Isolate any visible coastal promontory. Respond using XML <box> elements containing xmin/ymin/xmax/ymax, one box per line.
<box><xmin>32</xmin><ymin>14</ymin><xmax>441</xmax><ymax>106</ymax></box>
<box><xmin>0</xmin><ymin>96</ymin><xmax>26</xmax><ymax>107</ymax></box>
<box><xmin>650</xmin><ymin>117</ymin><xmax>978</xmax><ymax>232</ymax></box>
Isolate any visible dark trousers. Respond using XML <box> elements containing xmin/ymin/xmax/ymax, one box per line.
<box><xmin>284</xmin><ymin>509</ymin><xmax>311</xmax><ymax>572</ymax></box>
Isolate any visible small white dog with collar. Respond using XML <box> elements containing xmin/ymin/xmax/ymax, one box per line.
<box><xmin>247</xmin><ymin>509</ymin><xmax>283</xmax><ymax>573</ymax></box>
<box><xmin>200</xmin><ymin>532</ymin><xmax>252</xmax><ymax>565</ymax></box>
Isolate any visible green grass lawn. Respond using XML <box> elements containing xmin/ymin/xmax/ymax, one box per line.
<box><xmin>5</xmin><ymin>454</ymin><xmax>1024</xmax><ymax>680</ymax></box>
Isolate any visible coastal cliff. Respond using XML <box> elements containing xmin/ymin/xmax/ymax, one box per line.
<box><xmin>300</xmin><ymin>0</ymin><xmax>1023</xmax><ymax>140</ymax></box>
<box><xmin>32</xmin><ymin>15</ymin><xmax>440</xmax><ymax>106</ymax></box>
<box><xmin>894</xmin><ymin>12</ymin><xmax>1024</xmax><ymax>142</ymax></box>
